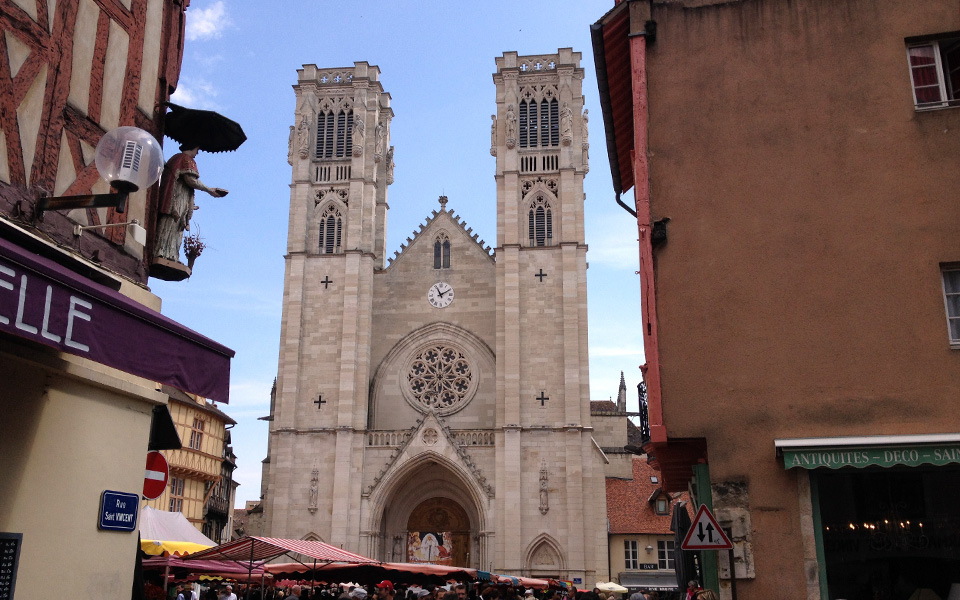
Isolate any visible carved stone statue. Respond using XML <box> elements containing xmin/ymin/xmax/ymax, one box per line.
<box><xmin>490</xmin><ymin>115</ymin><xmax>497</xmax><ymax>156</ymax></box>
<box><xmin>506</xmin><ymin>104</ymin><xmax>517</xmax><ymax>149</ymax></box>
<box><xmin>287</xmin><ymin>125</ymin><xmax>295</xmax><ymax>165</ymax></box>
<box><xmin>308</xmin><ymin>467</ymin><xmax>319</xmax><ymax>513</ymax></box>
<box><xmin>297</xmin><ymin>115</ymin><xmax>310</xmax><ymax>159</ymax></box>
<box><xmin>353</xmin><ymin>117</ymin><xmax>365</xmax><ymax>157</ymax></box>
<box><xmin>375</xmin><ymin>121</ymin><xmax>385</xmax><ymax>161</ymax></box>
<box><xmin>154</xmin><ymin>146</ymin><xmax>227</xmax><ymax>266</ymax></box>
<box><xmin>539</xmin><ymin>461</ymin><xmax>549</xmax><ymax>515</ymax></box>
<box><xmin>386</xmin><ymin>146</ymin><xmax>395</xmax><ymax>185</ymax></box>
<box><xmin>581</xmin><ymin>108</ymin><xmax>590</xmax><ymax>171</ymax></box>
<box><xmin>560</xmin><ymin>102</ymin><xmax>573</xmax><ymax>146</ymax></box>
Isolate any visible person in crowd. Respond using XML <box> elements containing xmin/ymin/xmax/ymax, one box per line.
<box><xmin>684</xmin><ymin>582</ymin><xmax>700</xmax><ymax>600</ymax></box>
<box><xmin>376</xmin><ymin>580</ymin><xmax>395</xmax><ymax>600</ymax></box>
<box><xmin>695</xmin><ymin>591</ymin><xmax>718</xmax><ymax>600</ymax></box>
<box><xmin>220</xmin><ymin>585</ymin><xmax>238</xmax><ymax>600</ymax></box>
<box><xmin>455</xmin><ymin>584</ymin><xmax>468</xmax><ymax>600</ymax></box>
<box><xmin>288</xmin><ymin>585</ymin><xmax>302</xmax><ymax>600</ymax></box>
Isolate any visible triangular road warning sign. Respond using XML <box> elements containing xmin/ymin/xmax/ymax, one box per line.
<box><xmin>681</xmin><ymin>504</ymin><xmax>733</xmax><ymax>550</ymax></box>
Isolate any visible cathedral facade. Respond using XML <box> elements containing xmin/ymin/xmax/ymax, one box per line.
<box><xmin>261</xmin><ymin>49</ymin><xmax>609</xmax><ymax>582</ymax></box>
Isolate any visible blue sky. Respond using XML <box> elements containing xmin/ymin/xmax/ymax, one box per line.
<box><xmin>149</xmin><ymin>0</ymin><xmax>645</xmax><ymax>507</ymax></box>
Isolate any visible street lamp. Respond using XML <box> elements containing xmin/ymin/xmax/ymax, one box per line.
<box><xmin>37</xmin><ymin>126</ymin><xmax>163</xmax><ymax>218</ymax></box>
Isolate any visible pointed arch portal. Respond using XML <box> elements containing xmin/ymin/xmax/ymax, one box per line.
<box><xmin>374</xmin><ymin>457</ymin><xmax>482</xmax><ymax>567</ymax></box>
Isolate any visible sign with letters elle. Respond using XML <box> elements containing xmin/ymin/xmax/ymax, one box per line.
<box><xmin>98</xmin><ymin>491</ymin><xmax>139</xmax><ymax>532</ymax></box>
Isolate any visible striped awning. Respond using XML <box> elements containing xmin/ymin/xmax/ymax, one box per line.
<box><xmin>183</xmin><ymin>536</ymin><xmax>379</xmax><ymax>564</ymax></box>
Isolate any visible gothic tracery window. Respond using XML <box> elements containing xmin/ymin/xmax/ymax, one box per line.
<box><xmin>519</xmin><ymin>97</ymin><xmax>559</xmax><ymax>149</ymax></box>
<box><xmin>315</xmin><ymin>108</ymin><xmax>354</xmax><ymax>159</ymax></box>
<box><xmin>434</xmin><ymin>234</ymin><xmax>451</xmax><ymax>269</ymax></box>
<box><xmin>319</xmin><ymin>205</ymin><xmax>343</xmax><ymax>254</ymax></box>
<box><xmin>406</xmin><ymin>344</ymin><xmax>473</xmax><ymax>413</ymax></box>
<box><xmin>528</xmin><ymin>196</ymin><xmax>553</xmax><ymax>247</ymax></box>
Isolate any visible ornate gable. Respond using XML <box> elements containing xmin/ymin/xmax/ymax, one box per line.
<box><xmin>382</xmin><ymin>197</ymin><xmax>495</xmax><ymax>270</ymax></box>
<box><xmin>364</xmin><ymin>410</ymin><xmax>494</xmax><ymax>499</ymax></box>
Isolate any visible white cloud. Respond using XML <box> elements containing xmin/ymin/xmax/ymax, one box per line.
<box><xmin>186</xmin><ymin>1</ymin><xmax>231</xmax><ymax>42</ymax></box>
<box><xmin>169</xmin><ymin>78</ymin><xmax>220</xmax><ymax>110</ymax></box>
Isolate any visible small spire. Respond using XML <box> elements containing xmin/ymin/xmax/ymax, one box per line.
<box><xmin>439</xmin><ymin>195</ymin><xmax>448</xmax><ymax>209</ymax></box>
<box><xmin>617</xmin><ymin>370</ymin><xmax>627</xmax><ymax>412</ymax></box>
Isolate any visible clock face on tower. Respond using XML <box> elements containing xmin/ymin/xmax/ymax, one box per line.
<box><xmin>427</xmin><ymin>282</ymin><xmax>455</xmax><ymax>308</ymax></box>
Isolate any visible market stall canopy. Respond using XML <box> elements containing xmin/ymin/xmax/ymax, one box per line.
<box><xmin>495</xmin><ymin>575</ymin><xmax>551</xmax><ymax>590</ymax></box>
<box><xmin>265</xmin><ymin>561</ymin><xmax>477</xmax><ymax>584</ymax></box>
<box><xmin>143</xmin><ymin>556</ymin><xmax>266</xmax><ymax>577</ymax></box>
<box><xmin>595</xmin><ymin>582</ymin><xmax>629</xmax><ymax>593</ymax></box>
<box><xmin>185</xmin><ymin>536</ymin><xmax>379</xmax><ymax>564</ymax></box>
<box><xmin>140</xmin><ymin>506</ymin><xmax>215</xmax><ymax>556</ymax></box>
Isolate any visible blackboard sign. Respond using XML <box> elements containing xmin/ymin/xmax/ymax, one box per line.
<box><xmin>0</xmin><ymin>533</ymin><xmax>21</xmax><ymax>600</ymax></box>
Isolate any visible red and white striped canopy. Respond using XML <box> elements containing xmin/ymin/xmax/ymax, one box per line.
<box><xmin>183</xmin><ymin>536</ymin><xmax>379</xmax><ymax>564</ymax></box>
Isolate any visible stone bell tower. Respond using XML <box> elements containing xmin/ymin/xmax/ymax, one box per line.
<box><xmin>262</xmin><ymin>62</ymin><xmax>393</xmax><ymax>541</ymax></box>
<box><xmin>491</xmin><ymin>49</ymin><xmax>605</xmax><ymax>581</ymax></box>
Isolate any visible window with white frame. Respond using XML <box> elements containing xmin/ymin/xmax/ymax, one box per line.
<box><xmin>907</xmin><ymin>37</ymin><xmax>960</xmax><ymax>108</ymax></box>
<box><xmin>941</xmin><ymin>266</ymin><xmax>960</xmax><ymax>345</ymax></box>
<box><xmin>657</xmin><ymin>540</ymin><xmax>676</xmax><ymax>570</ymax></box>
<box><xmin>656</xmin><ymin>497</ymin><xmax>669</xmax><ymax>515</ymax></box>
<box><xmin>624</xmin><ymin>540</ymin><xmax>639</xmax><ymax>570</ymax></box>
<box><xmin>168</xmin><ymin>477</ymin><xmax>185</xmax><ymax>512</ymax></box>
<box><xmin>189</xmin><ymin>418</ymin><xmax>204</xmax><ymax>451</ymax></box>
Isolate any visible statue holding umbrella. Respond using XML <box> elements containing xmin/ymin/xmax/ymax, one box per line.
<box><xmin>151</xmin><ymin>102</ymin><xmax>246</xmax><ymax>281</ymax></box>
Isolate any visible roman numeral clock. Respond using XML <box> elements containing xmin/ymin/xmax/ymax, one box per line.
<box><xmin>427</xmin><ymin>282</ymin><xmax>454</xmax><ymax>308</ymax></box>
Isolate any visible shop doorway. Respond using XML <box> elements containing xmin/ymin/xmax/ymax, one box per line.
<box><xmin>815</xmin><ymin>466</ymin><xmax>960</xmax><ymax>600</ymax></box>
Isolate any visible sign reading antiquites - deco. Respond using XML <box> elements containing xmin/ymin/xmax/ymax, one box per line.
<box><xmin>782</xmin><ymin>444</ymin><xmax>960</xmax><ymax>469</ymax></box>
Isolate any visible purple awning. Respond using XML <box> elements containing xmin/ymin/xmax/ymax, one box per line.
<box><xmin>0</xmin><ymin>237</ymin><xmax>233</xmax><ymax>402</ymax></box>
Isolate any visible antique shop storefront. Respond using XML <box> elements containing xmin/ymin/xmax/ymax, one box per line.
<box><xmin>778</xmin><ymin>435</ymin><xmax>960</xmax><ymax>600</ymax></box>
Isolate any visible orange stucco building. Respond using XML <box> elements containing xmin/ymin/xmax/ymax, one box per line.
<box><xmin>593</xmin><ymin>1</ymin><xmax>960</xmax><ymax>598</ymax></box>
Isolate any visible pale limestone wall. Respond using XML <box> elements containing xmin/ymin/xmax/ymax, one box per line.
<box><xmin>370</xmin><ymin>210</ymin><xmax>497</xmax><ymax>431</ymax></box>
<box><xmin>593</xmin><ymin>413</ymin><xmax>627</xmax><ymax>448</ymax></box>
<box><xmin>0</xmin><ymin>341</ymin><xmax>165</xmax><ymax>599</ymax></box>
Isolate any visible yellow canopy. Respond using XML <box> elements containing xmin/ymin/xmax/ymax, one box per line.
<box><xmin>140</xmin><ymin>539</ymin><xmax>212</xmax><ymax>556</ymax></box>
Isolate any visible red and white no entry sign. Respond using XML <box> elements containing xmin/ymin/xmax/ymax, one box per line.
<box><xmin>143</xmin><ymin>451</ymin><xmax>169</xmax><ymax>500</ymax></box>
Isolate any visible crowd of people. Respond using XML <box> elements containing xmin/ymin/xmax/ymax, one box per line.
<box><xmin>168</xmin><ymin>578</ymin><xmax>717</xmax><ymax>600</ymax></box>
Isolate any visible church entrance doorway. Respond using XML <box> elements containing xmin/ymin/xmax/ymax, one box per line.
<box><xmin>406</xmin><ymin>497</ymin><xmax>471</xmax><ymax>567</ymax></box>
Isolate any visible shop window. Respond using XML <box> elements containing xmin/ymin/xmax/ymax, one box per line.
<box><xmin>907</xmin><ymin>37</ymin><xmax>960</xmax><ymax>109</ymax></box>
<box><xmin>624</xmin><ymin>539</ymin><xmax>639</xmax><ymax>570</ymax></box>
<box><xmin>657</xmin><ymin>540</ymin><xmax>675</xmax><ymax>570</ymax></box>
<box><xmin>816</xmin><ymin>466</ymin><xmax>960</xmax><ymax>599</ymax></box>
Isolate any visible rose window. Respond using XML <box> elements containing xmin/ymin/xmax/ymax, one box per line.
<box><xmin>406</xmin><ymin>345</ymin><xmax>473</xmax><ymax>411</ymax></box>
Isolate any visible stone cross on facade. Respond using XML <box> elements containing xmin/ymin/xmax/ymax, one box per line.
<box><xmin>535</xmin><ymin>269</ymin><xmax>547</xmax><ymax>282</ymax></box>
<box><xmin>314</xmin><ymin>395</ymin><xmax>326</xmax><ymax>409</ymax></box>
<box><xmin>537</xmin><ymin>391</ymin><xmax>549</xmax><ymax>406</ymax></box>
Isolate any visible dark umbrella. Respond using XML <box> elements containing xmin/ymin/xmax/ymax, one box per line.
<box><xmin>162</xmin><ymin>102</ymin><xmax>247</xmax><ymax>153</ymax></box>
<box><xmin>672</xmin><ymin>501</ymin><xmax>698</xmax><ymax>591</ymax></box>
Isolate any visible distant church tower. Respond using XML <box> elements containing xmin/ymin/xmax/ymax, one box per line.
<box><xmin>262</xmin><ymin>51</ymin><xmax>606</xmax><ymax>582</ymax></box>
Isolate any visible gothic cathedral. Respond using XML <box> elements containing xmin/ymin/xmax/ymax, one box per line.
<box><xmin>261</xmin><ymin>49</ymin><xmax>609</xmax><ymax>582</ymax></box>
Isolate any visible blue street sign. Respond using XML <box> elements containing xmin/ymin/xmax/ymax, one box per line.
<box><xmin>98</xmin><ymin>491</ymin><xmax>139</xmax><ymax>532</ymax></box>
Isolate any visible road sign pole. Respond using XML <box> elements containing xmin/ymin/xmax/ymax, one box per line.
<box><xmin>724</xmin><ymin>527</ymin><xmax>737</xmax><ymax>600</ymax></box>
